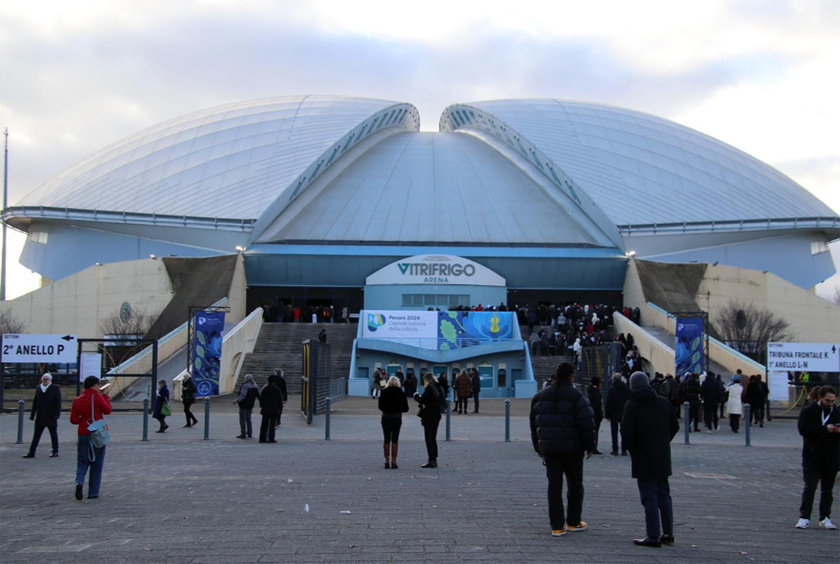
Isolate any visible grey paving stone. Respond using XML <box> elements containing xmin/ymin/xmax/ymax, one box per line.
<box><xmin>1</xmin><ymin>398</ymin><xmax>836</xmax><ymax>563</ymax></box>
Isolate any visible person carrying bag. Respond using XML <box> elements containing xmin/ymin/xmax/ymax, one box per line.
<box><xmin>70</xmin><ymin>376</ymin><xmax>112</xmax><ymax>501</ymax></box>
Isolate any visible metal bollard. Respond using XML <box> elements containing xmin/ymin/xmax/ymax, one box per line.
<box><xmin>16</xmin><ymin>400</ymin><xmax>25</xmax><ymax>444</ymax></box>
<box><xmin>203</xmin><ymin>397</ymin><xmax>211</xmax><ymax>440</ymax></box>
<box><xmin>142</xmin><ymin>398</ymin><xmax>150</xmax><ymax>441</ymax></box>
<box><xmin>445</xmin><ymin>399</ymin><xmax>451</xmax><ymax>442</ymax></box>
<box><xmin>505</xmin><ymin>399</ymin><xmax>511</xmax><ymax>443</ymax></box>
<box><xmin>744</xmin><ymin>404</ymin><xmax>751</xmax><ymax>447</ymax></box>
<box><xmin>325</xmin><ymin>397</ymin><xmax>331</xmax><ymax>441</ymax></box>
<box><xmin>683</xmin><ymin>402</ymin><xmax>691</xmax><ymax>445</ymax></box>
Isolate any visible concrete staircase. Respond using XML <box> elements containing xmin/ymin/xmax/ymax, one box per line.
<box><xmin>237</xmin><ymin>322</ymin><xmax>358</xmax><ymax>394</ymax></box>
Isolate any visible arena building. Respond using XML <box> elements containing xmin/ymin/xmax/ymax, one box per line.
<box><xmin>3</xmin><ymin>96</ymin><xmax>838</xmax><ymax>397</ymax></box>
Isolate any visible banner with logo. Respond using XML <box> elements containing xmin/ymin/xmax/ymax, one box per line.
<box><xmin>193</xmin><ymin>311</ymin><xmax>225</xmax><ymax>397</ymax></box>
<box><xmin>363</xmin><ymin>310</ymin><xmax>514</xmax><ymax>350</ymax></box>
<box><xmin>438</xmin><ymin>311</ymin><xmax>514</xmax><ymax>350</ymax></box>
<box><xmin>675</xmin><ymin>317</ymin><xmax>704</xmax><ymax>376</ymax></box>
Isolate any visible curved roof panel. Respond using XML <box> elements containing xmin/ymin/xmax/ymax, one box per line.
<box><xmin>20</xmin><ymin>95</ymin><xmax>419</xmax><ymax>220</ymax></box>
<box><xmin>440</xmin><ymin>99</ymin><xmax>837</xmax><ymax>226</ymax></box>
<box><xmin>254</xmin><ymin>132</ymin><xmax>617</xmax><ymax>247</ymax></box>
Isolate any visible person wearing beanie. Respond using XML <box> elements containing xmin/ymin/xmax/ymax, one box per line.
<box><xmin>622</xmin><ymin>371</ymin><xmax>679</xmax><ymax>547</ymax></box>
<box><xmin>530</xmin><ymin>362</ymin><xmax>596</xmax><ymax>537</ymax></box>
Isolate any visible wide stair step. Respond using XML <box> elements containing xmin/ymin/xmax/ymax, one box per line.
<box><xmin>238</xmin><ymin>322</ymin><xmax>357</xmax><ymax>393</ymax></box>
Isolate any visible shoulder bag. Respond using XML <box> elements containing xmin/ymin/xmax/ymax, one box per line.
<box><xmin>87</xmin><ymin>394</ymin><xmax>111</xmax><ymax>459</ymax></box>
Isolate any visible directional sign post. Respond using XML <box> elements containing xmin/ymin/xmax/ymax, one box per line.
<box><xmin>1</xmin><ymin>334</ymin><xmax>78</xmax><ymax>364</ymax></box>
<box><xmin>766</xmin><ymin>342</ymin><xmax>840</xmax><ymax>373</ymax></box>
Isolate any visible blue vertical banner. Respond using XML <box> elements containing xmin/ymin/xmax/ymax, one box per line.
<box><xmin>193</xmin><ymin>311</ymin><xmax>225</xmax><ymax>397</ymax></box>
<box><xmin>675</xmin><ymin>317</ymin><xmax>704</xmax><ymax>376</ymax></box>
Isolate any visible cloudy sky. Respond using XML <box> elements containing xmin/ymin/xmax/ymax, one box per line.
<box><xmin>1</xmin><ymin>0</ymin><xmax>839</xmax><ymax>299</ymax></box>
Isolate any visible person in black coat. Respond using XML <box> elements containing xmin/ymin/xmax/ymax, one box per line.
<box><xmin>403</xmin><ymin>372</ymin><xmax>418</xmax><ymax>398</ymax></box>
<box><xmin>587</xmin><ymin>376</ymin><xmax>604</xmax><ymax>454</ymax></box>
<box><xmin>700</xmin><ymin>372</ymin><xmax>723</xmax><ymax>432</ymax></box>
<box><xmin>796</xmin><ymin>385</ymin><xmax>839</xmax><ymax>529</ymax></box>
<box><xmin>744</xmin><ymin>375</ymin><xmax>765</xmax><ymax>426</ymax></box>
<box><xmin>272</xmin><ymin>369</ymin><xmax>289</xmax><ymax>427</ymax></box>
<box><xmin>470</xmin><ymin>368</ymin><xmax>481</xmax><ymax>413</ymax></box>
<box><xmin>605</xmin><ymin>374</ymin><xmax>630</xmax><ymax>456</ymax></box>
<box><xmin>379</xmin><ymin>376</ymin><xmax>409</xmax><ymax>469</ymax></box>
<box><xmin>181</xmin><ymin>373</ymin><xmax>199</xmax><ymax>428</ymax></box>
<box><xmin>622</xmin><ymin>371</ymin><xmax>680</xmax><ymax>547</ymax></box>
<box><xmin>23</xmin><ymin>373</ymin><xmax>62</xmax><ymax>458</ymax></box>
<box><xmin>414</xmin><ymin>373</ymin><xmax>445</xmax><ymax>468</ymax></box>
<box><xmin>258</xmin><ymin>376</ymin><xmax>283</xmax><ymax>443</ymax></box>
<box><xmin>529</xmin><ymin>362</ymin><xmax>596</xmax><ymax>535</ymax></box>
<box><xmin>153</xmin><ymin>379</ymin><xmax>170</xmax><ymax>433</ymax></box>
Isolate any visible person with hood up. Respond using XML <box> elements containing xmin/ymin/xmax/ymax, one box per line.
<box><xmin>622</xmin><ymin>371</ymin><xmax>680</xmax><ymax>547</ymax></box>
<box><xmin>725</xmin><ymin>375</ymin><xmax>744</xmax><ymax>433</ymax></box>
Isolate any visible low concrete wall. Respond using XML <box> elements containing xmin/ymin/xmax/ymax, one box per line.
<box><xmin>612</xmin><ymin>311</ymin><xmax>675</xmax><ymax>375</ymax></box>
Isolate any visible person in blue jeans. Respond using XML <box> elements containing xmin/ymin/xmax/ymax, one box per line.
<box><xmin>70</xmin><ymin>376</ymin><xmax>112</xmax><ymax>500</ymax></box>
<box><xmin>622</xmin><ymin>372</ymin><xmax>680</xmax><ymax>547</ymax></box>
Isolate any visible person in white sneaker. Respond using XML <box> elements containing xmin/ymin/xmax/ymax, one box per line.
<box><xmin>796</xmin><ymin>385</ymin><xmax>839</xmax><ymax>530</ymax></box>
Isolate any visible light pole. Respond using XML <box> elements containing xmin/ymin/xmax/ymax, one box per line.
<box><xmin>1</xmin><ymin>127</ymin><xmax>8</xmax><ymax>302</ymax></box>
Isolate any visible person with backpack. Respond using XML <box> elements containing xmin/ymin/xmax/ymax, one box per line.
<box><xmin>413</xmin><ymin>373</ymin><xmax>446</xmax><ymax>468</ymax></box>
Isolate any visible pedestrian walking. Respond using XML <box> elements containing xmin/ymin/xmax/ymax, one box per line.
<box><xmin>23</xmin><ymin>373</ymin><xmax>62</xmax><ymax>458</ymax></box>
<box><xmin>70</xmin><ymin>376</ymin><xmax>111</xmax><ymax>500</ymax></box>
<box><xmin>273</xmin><ymin>369</ymin><xmax>288</xmax><ymax>427</ymax></box>
<box><xmin>455</xmin><ymin>370</ymin><xmax>471</xmax><ymax>414</ymax></box>
<box><xmin>153</xmin><ymin>379</ymin><xmax>170</xmax><ymax>433</ymax></box>
<box><xmin>622</xmin><ymin>371</ymin><xmax>680</xmax><ymax>547</ymax></box>
<box><xmin>180</xmin><ymin>373</ymin><xmax>199</xmax><ymax>428</ymax></box>
<box><xmin>529</xmin><ymin>362</ymin><xmax>596</xmax><ymax>536</ymax></box>
<box><xmin>795</xmin><ymin>385</ymin><xmax>839</xmax><ymax>530</ymax></box>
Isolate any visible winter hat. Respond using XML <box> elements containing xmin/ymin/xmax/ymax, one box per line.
<box><xmin>629</xmin><ymin>371</ymin><xmax>650</xmax><ymax>390</ymax></box>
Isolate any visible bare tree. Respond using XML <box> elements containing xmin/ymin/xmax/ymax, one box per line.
<box><xmin>0</xmin><ymin>310</ymin><xmax>26</xmax><ymax>334</ymax></box>
<box><xmin>711</xmin><ymin>299</ymin><xmax>794</xmax><ymax>363</ymax></box>
<box><xmin>99</xmin><ymin>307</ymin><xmax>159</xmax><ymax>368</ymax></box>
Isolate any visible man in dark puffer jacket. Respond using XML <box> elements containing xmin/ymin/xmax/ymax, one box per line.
<box><xmin>530</xmin><ymin>362</ymin><xmax>596</xmax><ymax>537</ymax></box>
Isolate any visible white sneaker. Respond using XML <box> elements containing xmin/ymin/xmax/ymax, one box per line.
<box><xmin>795</xmin><ymin>518</ymin><xmax>810</xmax><ymax>529</ymax></box>
<box><xmin>819</xmin><ymin>518</ymin><xmax>836</xmax><ymax>530</ymax></box>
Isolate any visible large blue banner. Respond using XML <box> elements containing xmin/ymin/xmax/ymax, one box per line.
<box><xmin>193</xmin><ymin>311</ymin><xmax>225</xmax><ymax>397</ymax></box>
<box><xmin>675</xmin><ymin>317</ymin><xmax>703</xmax><ymax>376</ymax></box>
<box><xmin>437</xmin><ymin>311</ymin><xmax>514</xmax><ymax>350</ymax></box>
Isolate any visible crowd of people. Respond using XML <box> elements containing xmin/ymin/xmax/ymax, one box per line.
<box><xmin>261</xmin><ymin>302</ymin><xmax>352</xmax><ymax>323</ymax></box>
<box><xmin>17</xmin><ymin>354</ymin><xmax>837</xmax><ymax>537</ymax></box>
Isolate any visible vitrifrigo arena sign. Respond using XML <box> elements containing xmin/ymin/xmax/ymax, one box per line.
<box><xmin>365</xmin><ymin>255</ymin><xmax>505</xmax><ymax>286</ymax></box>
<box><xmin>766</xmin><ymin>342</ymin><xmax>839</xmax><ymax>372</ymax></box>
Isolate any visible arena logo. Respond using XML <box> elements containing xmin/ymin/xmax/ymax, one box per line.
<box><xmin>396</xmin><ymin>262</ymin><xmax>476</xmax><ymax>284</ymax></box>
<box><xmin>365</xmin><ymin>254</ymin><xmax>505</xmax><ymax>287</ymax></box>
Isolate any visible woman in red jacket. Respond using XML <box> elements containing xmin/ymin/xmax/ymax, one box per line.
<box><xmin>70</xmin><ymin>376</ymin><xmax>112</xmax><ymax>500</ymax></box>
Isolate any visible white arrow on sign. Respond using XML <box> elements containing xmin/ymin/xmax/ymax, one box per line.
<box><xmin>1</xmin><ymin>334</ymin><xmax>78</xmax><ymax>364</ymax></box>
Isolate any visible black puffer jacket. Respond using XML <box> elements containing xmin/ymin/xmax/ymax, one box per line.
<box><xmin>530</xmin><ymin>381</ymin><xmax>596</xmax><ymax>456</ymax></box>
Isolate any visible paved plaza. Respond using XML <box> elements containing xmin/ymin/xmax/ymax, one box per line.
<box><xmin>1</xmin><ymin>396</ymin><xmax>837</xmax><ymax>563</ymax></box>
